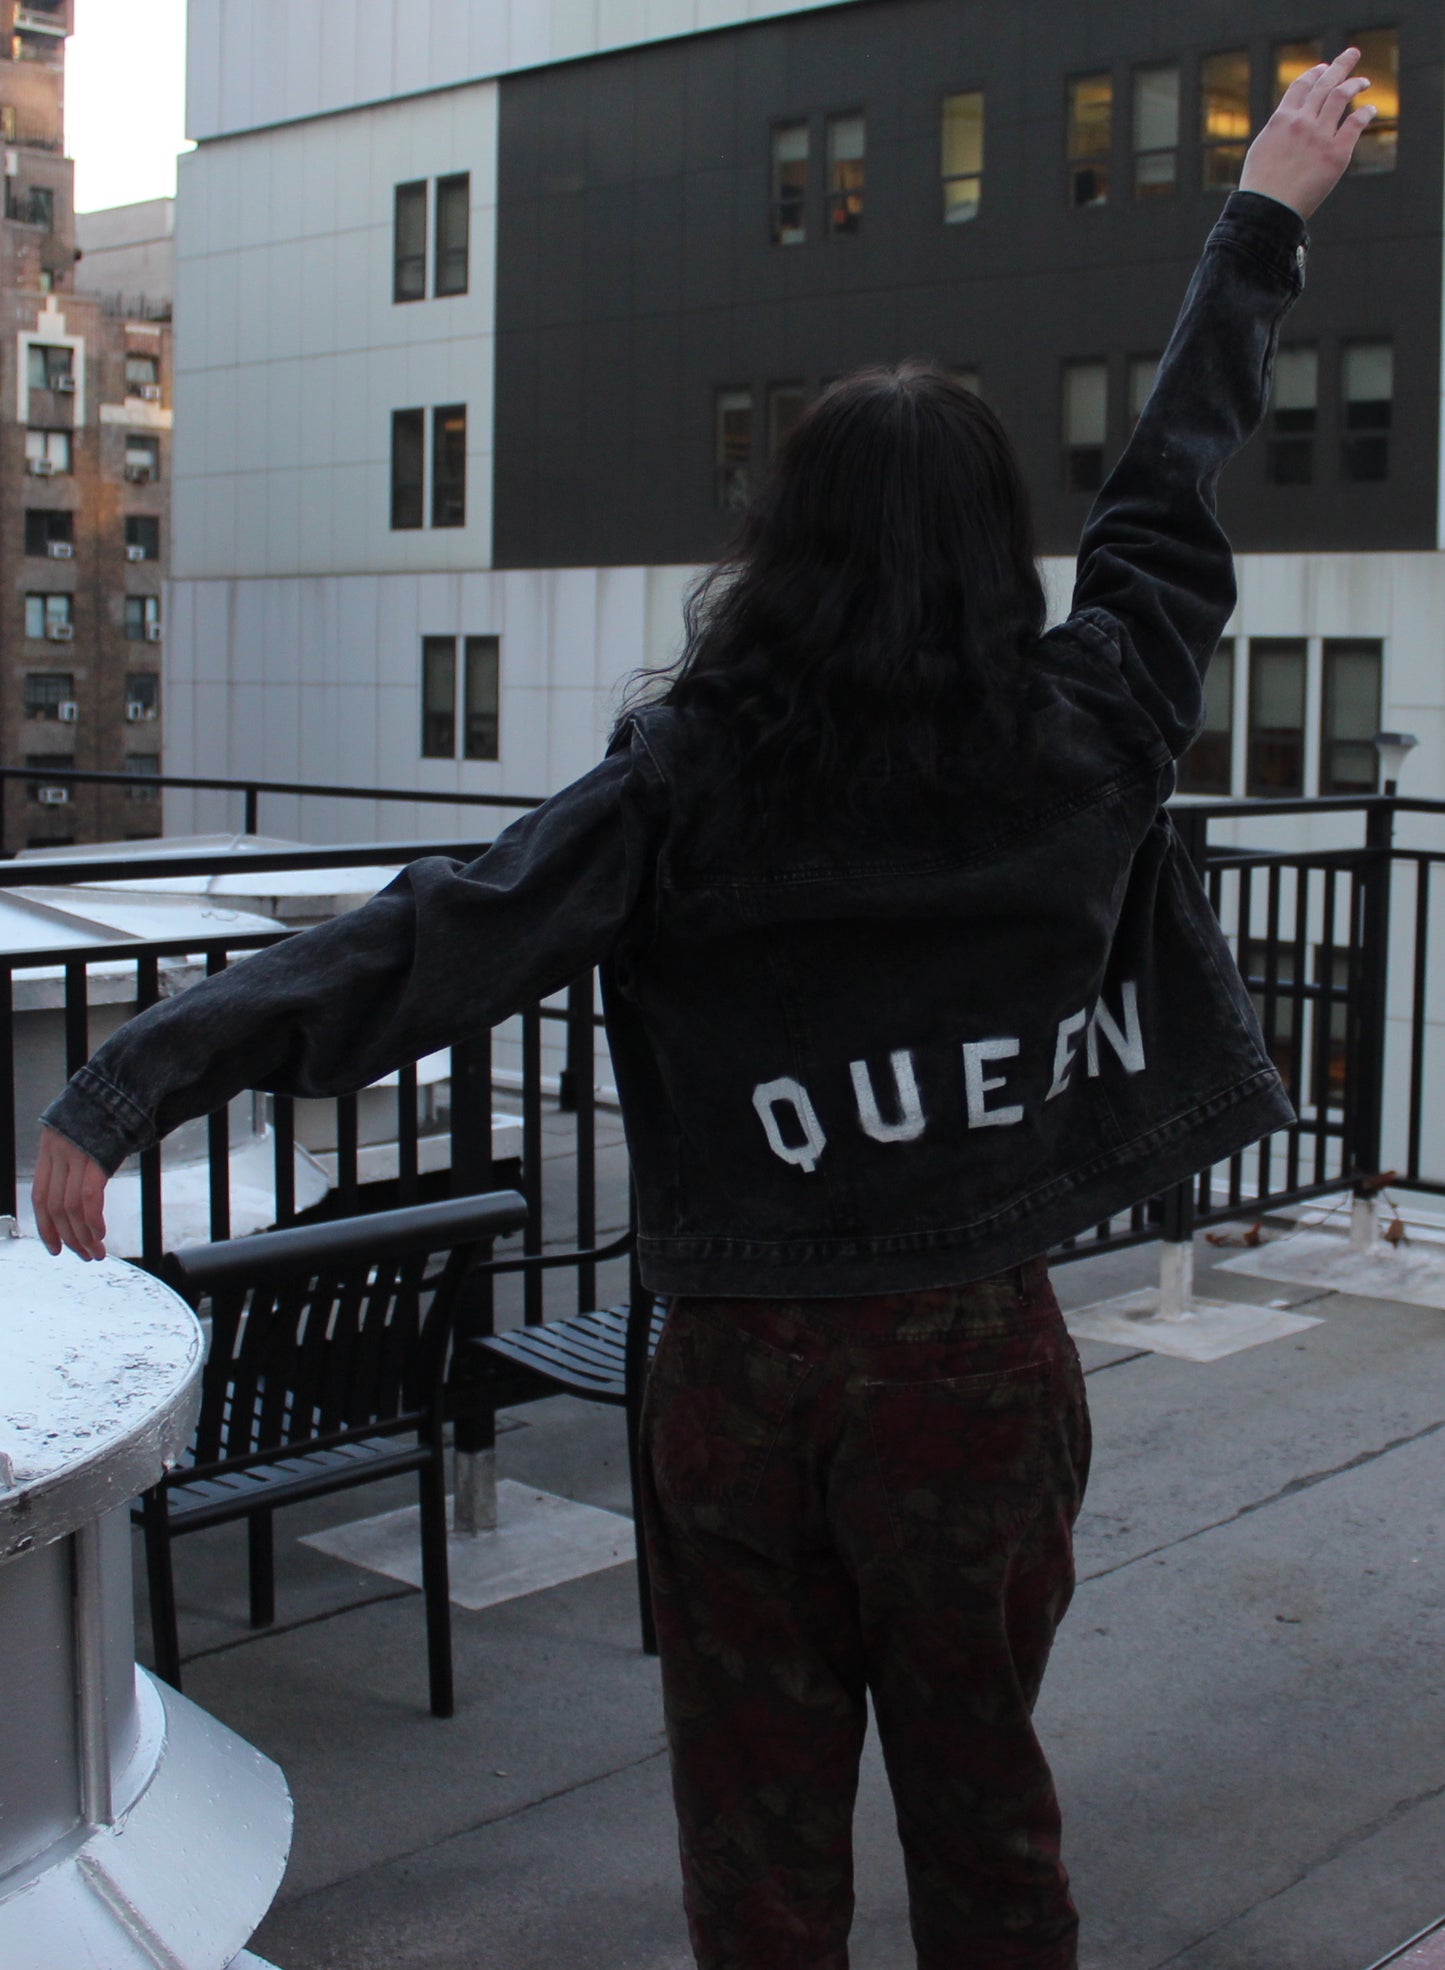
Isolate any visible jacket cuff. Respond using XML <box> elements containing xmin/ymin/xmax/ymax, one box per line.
<box><xmin>40</xmin><ymin>1065</ymin><xmax>156</xmax><ymax>1177</ymax></box>
<box><xmin>1214</xmin><ymin>189</ymin><xmax>1310</xmax><ymax>290</ymax></box>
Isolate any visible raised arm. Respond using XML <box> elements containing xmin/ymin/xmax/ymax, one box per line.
<box><xmin>34</xmin><ymin>731</ymin><xmax>667</xmax><ymax>1259</ymax></box>
<box><xmin>1070</xmin><ymin>49</ymin><xmax>1378</xmax><ymax>755</ymax></box>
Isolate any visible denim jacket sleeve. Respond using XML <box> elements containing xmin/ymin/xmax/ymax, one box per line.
<box><xmin>1068</xmin><ymin>189</ymin><xmax>1308</xmax><ymax>757</ymax></box>
<box><xmin>40</xmin><ymin>737</ymin><xmax>667</xmax><ymax>1175</ymax></box>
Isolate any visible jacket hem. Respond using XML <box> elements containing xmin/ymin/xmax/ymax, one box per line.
<box><xmin>637</xmin><ymin>1074</ymin><xmax>1295</xmax><ymax>1297</ymax></box>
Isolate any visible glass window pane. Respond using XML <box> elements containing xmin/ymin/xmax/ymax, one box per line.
<box><xmin>1247</xmin><ymin>638</ymin><xmax>1306</xmax><ymax>796</ymax></box>
<box><xmin>1134</xmin><ymin>65</ymin><xmax>1179</xmax><ymax>152</ymax></box>
<box><xmin>431</xmin><ymin>404</ymin><xmax>467</xmax><ymax>528</ymax></box>
<box><xmin>1129</xmin><ymin>355</ymin><xmax>1160</xmax><ymax>424</ymax></box>
<box><xmin>463</xmin><ymin>635</ymin><xmax>500</xmax><ymax>761</ymax></box>
<box><xmin>394</xmin><ymin>180</ymin><xmax>427</xmax><ymax>302</ymax></box>
<box><xmin>435</xmin><ymin>173</ymin><xmax>470</xmax><ymax>295</ymax></box>
<box><xmin>1063</xmin><ymin>360</ymin><xmax>1108</xmax><ymax>492</ymax></box>
<box><xmin>826</xmin><ymin>113</ymin><xmax>865</xmax><ymax>233</ymax></box>
<box><xmin>1177</xmin><ymin>643</ymin><xmax>1235</xmax><ymax>794</ymax></box>
<box><xmin>1274</xmin><ymin>39</ymin><xmax>1322</xmax><ymax>104</ymax></box>
<box><xmin>1274</xmin><ymin>345</ymin><xmax>1319</xmax><ymax>412</ymax></box>
<box><xmin>1269</xmin><ymin>344</ymin><xmax>1318</xmax><ymax>483</ymax></box>
<box><xmin>942</xmin><ymin>91</ymin><xmax>984</xmax><ymax>221</ymax></box>
<box><xmin>716</xmin><ymin>387</ymin><xmax>752</xmax><ymax>509</ymax></box>
<box><xmin>391</xmin><ymin>407</ymin><xmax>425</xmax><ymax>529</ymax></box>
<box><xmin>771</xmin><ymin>122</ymin><xmax>808</xmax><ymax>245</ymax></box>
<box><xmin>125</xmin><ymin>671</ymin><xmax>159</xmax><ymax>712</ymax></box>
<box><xmin>767</xmin><ymin>384</ymin><xmax>805</xmax><ymax>460</ymax></box>
<box><xmin>1350</xmin><ymin>27</ymin><xmax>1399</xmax><ymax>172</ymax></box>
<box><xmin>1322</xmin><ymin>639</ymin><xmax>1382</xmax><ymax>793</ymax></box>
<box><xmin>421</xmin><ymin>636</ymin><xmax>456</xmax><ymax>758</ymax></box>
<box><xmin>1344</xmin><ymin>341</ymin><xmax>1394</xmax><ymax>407</ymax></box>
<box><xmin>1201</xmin><ymin>50</ymin><xmax>1251</xmax><ymax>189</ymax></box>
<box><xmin>1342</xmin><ymin>342</ymin><xmax>1393</xmax><ymax>481</ymax></box>
<box><xmin>1068</xmin><ymin>74</ymin><xmax>1112</xmax><ymax>206</ymax></box>
<box><xmin>25</xmin><ymin>594</ymin><xmax>45</xmax><ymax>637</ymax></box>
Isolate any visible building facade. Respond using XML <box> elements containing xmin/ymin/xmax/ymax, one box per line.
<box><xmin>0</xmin><ymin>0</ymin><xmax>173</xmax><ymax>851</ymax></box>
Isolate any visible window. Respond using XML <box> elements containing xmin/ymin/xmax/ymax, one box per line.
<box><xmin>464</xmin><ymin>635</ymin><xmax>500</xmax><ymax>761</ymax></box>
<box><xmin>1321</xmin><ymin>639</ymin><xmax>1383</xmax><ymax>794</ymax></box>
<box><xmin>394</xmin><ymin>180</ymin><xmax>427</xmax><ymax>303</ymax></box>
<box><xmin>1067</xmin><ymin>74</ymin><xmax>1112</xmax><ymax>207</ymax></box>
<box><xmin>767</xmin><ymin>384</ymin><xmax>805</xmax><ymax>461</ymax></box>
<box><xmin>1128</xmin><ymin>355</ymin><xmax>1160</xmax><ymax>426</ymax></box>
<box><xmin>1062</xmin><ymin>361</ymin><xmax>1108</xmax><ymax>492</ymax></box>
<box><xmin>941</xmin><ymin>91</ymin><xmax>984</xmax><ymax>223</ymax></box>
<box><xmin>1349</xmin><ymin>28</ymin><xmax>1399</xmax><ymax>174</ymax></box>
<box><xmin>434</xmin><ymin>173</ymin><xmax>469</xmax><ymax>295</ymax></box>
<box><xmin>1341</xmin><ymin>342</ymin><xmax>1392</xmax><ymax>482</ymax></box>
<box><xmin>1133</xmin><ymin>65</ymin><xmax>1179</xmax><ymax>199</ymax></box>
<box><xmin>124</xmin><ymin>436</ymin><xmax>160</xmax><ymax>483</ymax></box>
<box><xmin>24</xmin><ymin>508</ymin><xmax>72</xmax><ymax>555</ymax></box>
<box><xmin>1241</xmin><ymin>940</ymin><xmax>1351</xmax><ymax>1110</ymax></box>
<box><xmin>124</xmin><ymin>595</ymin><xmax>161</xmax><ymax>640</ymax></box>
<box><xmin>1247</xmin><ymin>638</ymin><xmax>1306</xmax><ymax>797</ymax></box>
<box><xmin>126</xmin><ymin>514</ymin><xmax>160</xmax><ymax>560</ymax></box>
<box><xmin>24</xmin><ymin>671</ymin><xmax>73</xmax><ymax>719</ymax></box>
<box><xmin>25</xmin><ymin>592</ymin><xmax>72</xmax><ymax>638</ymax></box>
<box><xmin>26</xmin><ymin>755</ymin><xmax>74</xmax><ymax>801</ymax></box>
<box><xmin>770</xmin><ymin>123</ymin><xmax>809</xmax><ymax>245</ymax></box>
<box><xmin>1267</xmin><ymin>346</ymin><xmax>1318</xmax><ymax>484</ymax></box>
<box><xmin>125</xmin><ymin>671</ymin><xmax>160</xmax><ymax>717</ymax></box>
<box><xmin>123</xmin><ymin>753</ymin><xmax>161</xmax><ymax>801</ymax></box>
<box><xmin>26</xmin><ymin>429</ymin><xmax>70</xmax><ymax>473</ymax></box>
<box><xmin>715</xmin><ymin>388</ymin><xmax>752</xmax><ymax>509</ymax></box>
<box><xmin>8</xmin><ymin>184</ymin><xmax>53</xmax><ymax>227</ymax></box>
<box><xmin>1274</xmin><ymin>39</ymin><xmax>1322</xmax><ymax>104</ymax></box>
<box><xmin>125</xmin><ymin>353</ymin><xmax>159</xmax><ymax>393</ymax></box>
<box><xmin>390</xmin><ymin>408</ymin><xmax>424</xmax><ymax>529</ymax></box>
<box><xmin>1177</xmin><ymin>641</ymin><xmax>1235</xmax><ymax>794</ymax></box>
<box><xmin>826</xmin><ymin>113</ymin><xmax>865</xmax><ymax>233</ymax></box>
<box><xmin>27</xmin><ymin>343</ymin><xmax>72</xmax><ymax>390</ymax></box>
<box><xmin>431</xmin><ymin>405</ymin><xmax>466</xmax><ymax>527</ymax></box>
<box><xmin>1201</xmin><ymin>51</ymin><xmax>1251</xmax><ymax>190</ymax></box>
<box><xmin>421</xmin><ymin>636</ymin><xmax>456</xmax><ymax>758</ymax></box>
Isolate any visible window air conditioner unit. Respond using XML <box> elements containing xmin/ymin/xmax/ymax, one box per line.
<box><xmin>46</xmin><ymin>538</ymin><xmax>72</xmax><ymax>558</ymax></box>
<box><xmin>52</xmin><ymin>375</ymin><xmax>75</xmax><ymax>394</ymax></box>
<box><xmin>125</xmin><ymin>700</ymin><xmax>156</xmax><ymax>722</ymax></box>
<box><xmin>123</xmin><ymin>463</ymin><xmax>152</xmax><ymax>483</ymax></box>
<box><xmin>144</xmin><ymin>620</ymin><xmax>161</xmax><ymax>641</ymax></box>
<box><xmin>37</xmin><ymin>785</ymin><xmax>69</xmax><ymax>805</ymax></box>
<box><xmin>138</xmin><ymin>383</ymin><xmax>161</xmax><ymax>401</ymax></box>
<box><xmin>57</xmin><ymin>699</ymin><xmax>78</xmax><ymax>722</ymax></box>
<box><xmin>124</xmin><ymin>543</ymin><xmax>146</xmax><ymax>562</ymax></box>
<box><xmin>46</xmin><ymin>621</ymin><xmax>73</xmax><ymax>640</ymax></box>
<box><xmin>28</xmin><ymin>457</ymin><xmax>56</xmax><ymax>475</ymax></box>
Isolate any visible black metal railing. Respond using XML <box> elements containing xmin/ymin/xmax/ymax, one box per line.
<box><xmin>1</xmin><ymin>776</ymin><xmax>1440</xmax><ymax>1299</ymax></box>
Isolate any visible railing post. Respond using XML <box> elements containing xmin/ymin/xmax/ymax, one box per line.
<box><xmin>1350</xmin><ymin>798</ymin><xmax>1396</xmax><ymax>1251</ymax></box>
<box><xmin>1158</xmin><ymin>803</ymin><xmax>1211</xmax><ymax>1312</ymax></box>
<box><xmin>244</xmin><ymin>785</ymin><xmax>259</xmax><ymax>836</ymax></box>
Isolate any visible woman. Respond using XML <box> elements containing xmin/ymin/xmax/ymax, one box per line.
<box><xmin>35</xmin><ymin>58</ymin><xmax>1375</xmax><ymax>1970</ymax></box>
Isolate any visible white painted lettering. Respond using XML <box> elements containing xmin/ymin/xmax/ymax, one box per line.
<box><xmin>850</xmin><ymin>1050</ymin><xmax>926</xmax><ymax>1143</ymax></box>
<box><xmin>1086</xmin><ymin>981</ymin><xmax>1147</xmax><ymax>1078</ymax></box>
<box><xmin>753</xmin><ymin>1076</ymin><xmax>828</xmax><ymax>1173</ymax></box>
<box><xmin>962</xmin><ymin>1039</ymin><xmax>1024</xmax><ymax>1128</ymax></box>
<box><xmin>1046</xmin><ymin>1009</ymin><xmax>1089</xmax><ymax>1101</ymax></box>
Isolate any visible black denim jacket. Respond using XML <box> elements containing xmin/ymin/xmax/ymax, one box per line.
<box><xmin>44</xmin><ymin>192</ymin><xmax>1304</xmax><ymax>1294</ymax></box>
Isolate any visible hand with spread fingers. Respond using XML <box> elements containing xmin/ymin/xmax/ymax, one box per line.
<box><xmin>32</xmin><ymin>1124</ymin><xmax>110</xmax><ymax>1262</ymax></box>
<box><xmin>1240</xmin><ymin>47</ymin><xmax>1379</xmax><ymax>219</ymax></box>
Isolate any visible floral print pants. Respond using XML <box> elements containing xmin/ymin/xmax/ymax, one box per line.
<box><xmin>638</xmin><ymin>1259</ymin><xmax>1091</xmax><ymax>1970</ymax></box>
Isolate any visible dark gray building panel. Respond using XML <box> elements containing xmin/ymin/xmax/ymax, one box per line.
<box><xmin>493</xmin><ymin>0</ymin><xmax>1443</xmax><ymax>568</ymax></box>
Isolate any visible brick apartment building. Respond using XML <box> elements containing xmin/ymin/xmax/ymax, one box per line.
<box><xmin>0</xmin><ymin>0</ymin><xmax>171</xmax><ymax>851</ymax></box>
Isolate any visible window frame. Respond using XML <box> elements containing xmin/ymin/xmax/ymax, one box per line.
<box><xmin>1062</xmin><ymin>359</ymin><xmax>1109</xmax><ymax>493</ymax></box>
<box><xmin>421</xmin><ymin>635</ymin><xmax>457</xmax><ymax>759</ymax></box>
<box><xmin>430</xmin><ymin>404</ymin><xmax>467</xmax><ymax>529</ymax></box>
<box><xmin>25</xmin><ymin>591</ymin><xmax>73</xmax><ymax>638</ymax></box>
<box><xmin>1132</xmin><ymin>63</ymin><xmax>1180</xmax><ymax>201</ymax></box>
<box><xmin>390</xmin><ymin>407</ymin><xmax>425</xmax><ymax>530</ymax></box>
<box><xmin>123</xmin><ymin>594</ymin><xmax>162</xmax><ymax>640</ymax></box>
<box><xmin>941</xmin><ymin>89</ymin><xmax>985</xmax><ymax>224</ymax></box>
<box><xmin>393</xmin><ymin>179</ymin><xmax>428</xmax><ymax>304</ymax></box>
<box><xmin>1176</xmin><ymin>640</ymin><xmax>1236</xmax><ymax>795</ymax></box>
<box><xmin>463</xmin><ymin>635</ymin><xmax>500</xmax><ymax>761</ymax></box>
<box><xmin>1246</xmin><ymin>636</ymin><xmax>1308</xmax><ymax>798</ymax></box>
<box><xmin>1200</xmin><ymin>49</ymin><xmax>1253</xmax><ymax>192</ymax></box>
<box><xmin>125</xmin><ymin>513</ymin><xmax>161</xmax><ymax>560</ymax></box>
<box><xmin>715</xmin><ymin>386</ymin><xmax>753</xmax><ymax>511</ymax></box>
<box><xmin>23</xmin><ymin>669</ymin><xmax>74</xmax><ymax>719</ymax></box>
<box><xmin>1347</xmin><ymin>27</ymin><xmax>1399</xmax><ymax>174</ymax></box>
<box><xmin>825</xmin><ymin>111</ymin><xmax>865</xmax><ymax>235</ymax></box>
<box><xmin>434</xmin><ymin>172</ymin><xmax>470</xmax><ymax>296</ymax></box>
<box><xmin>1066</xmin><ymin>72</ymin><xmax>1114</xmax><ymax>208</ymax></box>
<box><xmin>769</xmin><ymin>121</ymin><xmax>810</xmax><ymax>246</ymax></box>
<box><xmin>1341</xmin><ymin>339</ymin><xmax>1394</xmax><ymax>483</ymax></box>
<box><xmin>1320</xmin><ymin>638</ymin><xmax>1383</xmax><ymax>795</ymax></box>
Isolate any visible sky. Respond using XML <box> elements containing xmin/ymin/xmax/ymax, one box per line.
<box><xmin>67</xmin><ymin>0</ymin><xmax>192</xmax><ymax>214</ymax></box>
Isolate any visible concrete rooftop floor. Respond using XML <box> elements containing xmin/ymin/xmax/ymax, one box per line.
<box><xmin>139</xmin><ymin>1223</ymin><xmax>1445</xmax><ymax>1970</ymax></box>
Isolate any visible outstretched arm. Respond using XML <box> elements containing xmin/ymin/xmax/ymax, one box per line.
<box><xmin>1070</xmin><ymin>50</ymin><xmax>1378</xmax><ymax>755</ymax></box>
<box><xmin>34</xmin><ymin>734</ymin><xmax>667</xmax><ymax>1260</ymax></box>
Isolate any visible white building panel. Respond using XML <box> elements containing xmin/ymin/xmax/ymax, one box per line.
<box><xmin>186</xmin><ymin>0</ymin><xmax>859</xmax><ymax>140</ymax></box>
<box><xmin>173</xmin><ymin>83</ymin><xmax>499</xmax><ymax>581</ymax></box>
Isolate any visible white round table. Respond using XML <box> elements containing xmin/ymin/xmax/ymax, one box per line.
<box><xmin>0</xmin><ymin>1220</ymin><xmax>292</xmax><ymax>1969</ymax></box>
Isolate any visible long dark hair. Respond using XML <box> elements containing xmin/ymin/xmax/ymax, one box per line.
<box><xmin>616</xmin><ymin>360</ymin><xmax>1047</xmax><ymax>849</ymax></box>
